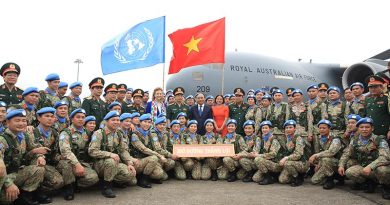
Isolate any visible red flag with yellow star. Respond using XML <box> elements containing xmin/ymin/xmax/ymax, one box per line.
<box><xmin>168</xmin><ymin>18</ymin><xmax>225</xmax><ymax>74</ymax></box>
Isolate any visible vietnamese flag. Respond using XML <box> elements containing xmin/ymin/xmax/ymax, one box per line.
<box><xmin>168</xmin><ymin>18</ymin><xmax>225</xmax><ymax>74</ymax></box>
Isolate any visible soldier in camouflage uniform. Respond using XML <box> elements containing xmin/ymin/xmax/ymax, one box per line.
<box><xmin>0</xmin><ymin>63</ymin><xmax>23</xmax><ymax>105</ymax></box>
<box><xmin>266</xmin><ymin>89</ymin><xmax>290</xmax><ymax>147</ymax></box>
<box><xmin>38</xmin><ymin>73</ymin><xmax>61</xmax><ymax>109</ymax></box>
<box><xmin>338</xmin><ymin>117</ymin><xmax>390</xmax><ymax>200</ymax></box>
<box><xmin>0</xmin><ymin>109</ymin><xmax>46</xmax><ymax>205</ymax></box>
<box><xmin>349</xmin><ymin>82</ymin><xmax>366</xmax><ymax>116</ymax></box>
<box><xmin>84</xmin><ymin>116</ymin><xmax>97</xmax><ymax>134</ymax></box>
<box><xmin>168</xmin><ymin>120</ymin><xmax>187</xmax><ymax>180</ymax></box>
<box><xmin>182</xmin><ymin>120</ymin><xmax>204</xmax><ymax>180</ymax></box>
<box><xmin>324</xmin><ymin>86</ymin><xmax>350</xmax><ymax>136</ymax></box>
<box><xmin>57</xmin><ymin>109</ymin><xmax>99</xmax><ymax>200</ymax></box>
<box><xmin>32</xmin><ymin>107</ymin><xmax>64</xmax><ymax>197</ymax></box>
<box><xmin>0</xmin><ymin>101</ymin><xmax>6</xmax><ymax>134</ymax></box>
<box><xmin>53</xmin><ymin>101</ymin><xmax>69</xmax><ymax>133</ymax></box>
<box><xmin>125</xmin><ymin>89</ymin><xmax>146</xmax><ymax>115</ymax></box>
<box><xmin>88</xmin><ymin>111</ymin><xmax>137</xmax><ymax>198</ymax></box>
<box><xmin>130</xmin><ymin>114</ymin><xmax>169</xmax><ymax>185</ymax></box>
<box><xmin>254</xmin><ymin>121</ymin><xmax>284</xmax><ymax>185</ymax></box>
<box><xmin>245</xmin><ymin>95</ymin><xmax>262</xmax><ymax>135</ymax></box>
<box><xmin>166</xmin><ymin>87</ymin><xmax>189</xmax><ymax>125</ymax></box>
<box><xmin>260</xmin><ymin>94</ymin><xmax>272</xmax><ymax>122</ymax></box>
<box><xmin>57</xmin><ymin>82</ymin><xmax>68</xmax><ymax>100</ymax></box>
<box><xmin>229</xmin><ymin>88</ymin><xmax>249</xmax><ymax>136</ymax></box>
<box><xmin>278</xmin><ymin>120</ymin><xmax>310</xmax><ymax>187</ymax></box>
<box><xmin>81</xmin><ymin>77</ymin><xmax>107</xmax><ymax>130</ymax></box>
<box><xmin>63</xmin><ymin>82</ymin><xmax>83</xmax><ymax>114</ymax></box>
<box><xmin>201</xmin><ymin>119</ymin><xmax>222</xmax><ymax>181</ymax></box>
<box><xmin>309</xmin><ymin>120</ymin><xmax>344</xmax><ymax>190</ymax></box>
<box><xmin>254</xmin><ymin>89</ymin><xmax>265</xmax><ymax>106</ymax></box>
<box><xmin>317</xmin><ymin>83</ymin><xmax>329</xmax><ymax>104</ymax></box>
<box><xmin>306</xmin><ymin>84</ymin><xmax>326</xmax><ymax>154</ymax></box>
<box><xmin>342</xmin><ymin>114</ymin><xmax>361</xmax><ymax>146</ymax></box>
<box><xmin>289</xmin><ymin>89</ymin><xmax>313</xmax><ymax>140</ymax></box>
<box><xmin>17</xmin><ymin>87</ymin><xmax>40</xmax><ymax>127</ymax></box>
<box><xmin>217</xmin><ymin>119</ymin><xmax>248</xmax><ymax>181</ymax></box>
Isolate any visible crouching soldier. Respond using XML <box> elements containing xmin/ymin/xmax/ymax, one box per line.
<box><xmin>182</xmin><ymin>120</ymin><xmax>204</xmax><ymax>180</ymax></box>
<box><xmin>89</xmin><ymin>111</ymin><xmax>137</xmax><ymax>198</ymax></box>
<box><xmin>338</xmin><ymin>117</ymin><xmax>390</xmax><ymax>200</ymax></box>
<box><xmin>168</xmin><ymin>120</ymin><xmax>186</xmax><ymax>180</ymax></box>
<box><xmin>57</xmin><ymin>109</ymin><xmax>99</xmax><ymax>200</ymax></box>
<box><xmin>309</xmin><ymin>120</ymin><xmax>344</xmax><ymax>190</ymax></box>
<box><xmin>279</xmin><ymin>120</ymin><xmax>310</xmax><ymax>187</ymax></box>
<box><xmin>202</xmin><ymin>119</ymin><xmax>222</xmax><ymax>181</ymax></box>
<box><xmin>0</xmin><ymin>109</ymin><xmax>45</xmax><ymax>205</ymax></box>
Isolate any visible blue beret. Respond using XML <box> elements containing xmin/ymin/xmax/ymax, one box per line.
<box><xmin>45</xmin><ymin>73</ymin><xmax>60</xmax><ymax>81</ymax></box>
<box><xmin>307</xmin><ymin>84</ymin><xmax>319</xmax><ymax>91</ymax></box>
<box><xmin>104</xmin><ymin>111</ymin><xmax>120</xmax><ymax>121</ymax></box>
<box><xmin>120</xmin><ymin>113</ymin><xmax>132</xmax><ymax>121</ymax></box>
<box><xmin>139</xmin><ymin>113</ymin><xmax>152</xmax><ymax>121</ymax></box>
<box><xmin>347</xmin><ymin>114</ymin><xmax>361</xmax><ymax>121</ymax></box>
<box><xmin>327</xmin><ymin>86</ymin><xmax>340</xmax><ymax>94</ymax></box>
<box><xmin>247</xmin><ymin>89</ymin><xmax>255</xmax><ymax>94</ymax></box>
<box><xmin>130</xmin><ymin>112</ymin><xmax>140</xmax><ymax>119</ymax></box>
<box><xmin>187</xmin><ymin>120</ymin><xmax>198</xmax><ymax>127</ymax></box>
<box><xmin>224</xmin><ymin>94</ymin><xmax>230</xmax><ymax>98</ymax></box>
<box><xmin>69</xmin><ymin>82</ymin><xmax>83</xmax><ymax>89</ymax></box>
<box><xmin>36</xmin><ymin>107</ymin><xmax>56</xmax><ymax>116</ymax></box>
<box><xmin>317</xmin><ymin>119</ymin><xmax>333</xmax><ymax>128</ymax></box>
<box><xmin>186</xmin><ymin>95</ymin><xmax>194</xmax><ymax>100</ymax></box>
<box><xmin>204</xmin><ymin>119</ymin><xmax>215</xmax><ymax>127</ymax></box>
<box><xmin>108</xmin><ymin>101</ymin><xmax>122</xmax><ymax>110</ymax></box>
<box><xmin>84</xmin><ymin>116</ymin><xmax>96</xmax><ymax>124</ymax></box>
<box><xmin>176</xmin><ymin>112</ymin><xmax>187</xmax><ymax>119</ymax></box>
<box><xmin>356</xmin><ymin>117</ymin><xmax>374</xmax><ymax>127</ymax></box>
<box><xmin>70</xmin><ymin>108</ymin><xmax>86</xmax><ymax>119</ymax></box>
<box><xmin>260</xmin><ymin>121</ymin><xmax>273</xmax><ymax>128</ymax></box>
<box><xmin>170</xmin><ymin>120</ymin><xmax>180</xmax><ymax>127</ymax></box>
<box><xmin>226</xmin><ymin>119</ymin><xmax>237</xmax><ymax>126</ymax></box>
<box><xmin>283</xmin><ymin>120</ymin><xmax>297</xmax><ymax>128</ymax></box>
<box><xmin>0</xmin><ymin>101</ymin><xmax>6</xmax><ymax>107</ymax></box>
<box><xmin>166</xmin><ymin>89</ymin><xmax>173</xmax><ymax>94</ymax></box>
<box><xmin>127</xmin><ymin>88</ymin><xmax>133</xmax><ymax>92</ymax></box>
<box><xmin>350</xmin><ymin>82</ymin><xmax>364</xmax><ymax>90</ymax></box>
<box><xmin>206</xmin><ymin>95</ymin><xmax>214</xmax><ymax>100</ymax></box>
<box><xmin>272</xmin><ymin>89</ymin><xmax>283</xmax><ymax>95</ymax></box>
<box><xmin>155</xmin><ymin>117</ymin><xmax>167</xmax><ymax>125</ymax></box>
<box><xmin>292</xmin><ymin>89</ymin><xmax>303</xmax><ymax>96</ymax></box>
<box><xmin>262</xmin><ymin>94</ymin><xmax>272</xmax><ymax>100</ymax></box>
<box><xmin>157</xmin><ymin>113</ymin><xmax>166</xmax><ymax>118</ymax></box>
<box><xmin>247</xmin><ymin>94</ymin><xmax>256</xmax><ymax>100</ymax></box>
<box><xmin>22</xmin><ymin>87</ymin><xmax>39</xmax><ymax>96</ymax></box>
<box><xmin>58</xmin><ymin>82</ymin><xmax>68</xmax><ymax>88</ymax></box>
<box><xmin>54</xmin><ymin>101</ymin><xmax>69</xmax><ymax>109</ymax></box>
<box><xmin>254</xmin><ymin>89</ymin><xmax>264</xmax><ymax>95</ymax></box>
<box><xmin>6</xmin><ymin>109</ymin><xmax>26</xmax><ymax>120</ymax></box>
<box><xmin>243</xmin><ymin>120</ymin><xmax>255</xmax><ymax>128</ymax></box>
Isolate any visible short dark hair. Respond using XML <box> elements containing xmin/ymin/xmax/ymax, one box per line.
<box><xmin>215</xmin><ymin>95</ymin><xmax>225</xmax><ymax>104</ymax></box>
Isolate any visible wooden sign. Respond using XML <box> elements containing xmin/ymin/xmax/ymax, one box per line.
<box><xmin>173</xmin><ymin>144</ymin><xmax>235</xmax><ymax>158</ymax></box>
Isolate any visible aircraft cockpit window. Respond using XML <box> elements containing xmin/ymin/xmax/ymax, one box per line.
<box><xmin>192</xmin><ymin>72</ymin><xmax>203</xmax><ymax>81</ymax></box>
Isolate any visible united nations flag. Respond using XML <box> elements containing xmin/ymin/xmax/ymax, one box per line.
<box><xmin>101</xmin><ymin>16</ymin><xmax>165</xmax><ymax>75</ymax></box>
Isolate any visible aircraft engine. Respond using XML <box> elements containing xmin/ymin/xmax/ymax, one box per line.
<box><xmin>342</xmin><ymin>60</ymin><xmax>388</xmax><ymax>89</ymax></box>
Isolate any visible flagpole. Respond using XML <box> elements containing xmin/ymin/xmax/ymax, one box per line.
<box><xmin>221</xmin><ymin>63</ymin><xmax>225</xmax><ymax>95</ymax></box>
<box><xmin>162</xmin><ymin>63</ymin><xmax>166</xmax><ymax>91</ymax></box>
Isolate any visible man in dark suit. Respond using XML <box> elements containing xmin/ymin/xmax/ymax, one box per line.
<box><xmin>188</xmin><ymin>93</ymin><xmax>213</xmax><ymax>135</ymax></box>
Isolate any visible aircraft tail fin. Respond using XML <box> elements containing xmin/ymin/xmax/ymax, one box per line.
<box><xmin>366</xmin><ymin>49</ymin><xmax>390</xmax><ymax>61</ymax></box>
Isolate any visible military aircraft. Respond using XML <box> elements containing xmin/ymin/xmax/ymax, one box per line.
<box><xmin>166</xmin><ymin>50</ymin><xmax>390</xmax><ymax>96</ymax></box>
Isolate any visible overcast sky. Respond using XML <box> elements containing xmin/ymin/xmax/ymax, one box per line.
<box><xmin>1</xmin><ymin>0</ymin><xmax>389</xmax><ymax>96</ymax></box>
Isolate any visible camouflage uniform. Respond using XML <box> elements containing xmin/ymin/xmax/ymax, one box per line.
<box><xmin>238</xmin><ymin>134</ymin><xmax>262</xmax><ymax>181</ymax></box>
<box><xmin>289</xmin><ymin>102</ymin><xmax>313</xmax><ymax>139</ymax></box>
<box><xmin>229</xmin><ymin>103</ymin><xmax>249</xmax><ymax>136</ymax></box>
<box><xmin>57</xmin><ymin>125</ymin><xmax>99</xmax><ymax>187</ymax></box>
<box><xmin>181</xmin><ymin>132</ymin><xmax>204</xmax><ymax>180</ymax></box>
<box><xmin>311</xmin><ymin>134</ymin><xmax>343</xmax><ymax>184</ymax></box>
<box><xmin>168</xmin><ymin>132</ymin><xmax>187</xmax><ymax>180</ymax></box>
<box><xmin>245</xmin><ymin>106</ymin><xmax>262</xmax><ymax>134</ymax></box>
<box><xmin>339</xmin><ymin>134</ymin><xmax>390</xmax><ymax>186</ymax></box>
<box><xmin>149</xmin><ymin>129</ymin><xmax>176</xmax><ymax>173</ymax></box>
<box><xmin>0</xmin><ymin>129</ymin><xmax>45</xmax><ymax>202</ymax></box>
<box><xmin>130</xmin><ymin>129</ymin><xmax>167</xmax><ymax>180</ymax></box>
<box><xmin>88</xmin><ymin>127</ymin><xmax>137</xmax><ymax>185</ymax></box>
<box><xmin>38</xmin><ymin>89</ymin><xmax>60</xmax><ymax>109</ymax></box>
<box><xmin>254</xmin><ymin>134</ymin><xmax>284</xmax><ymax>182</ymax></box>
<box><xmin>32</xmin><ymin>126</ymin><xmax>64</xmax><ymax>191</ymax></box>
<box><xmin>53</xmin><ymin>118</ymin><xmax>69</xmax><ymax>133</ymax></box>
<box><xmin>324</xmin><ymin>100</ymin><xmax>350</xmax><ymax>136</ymax></box>
<box><xmin>18</xmin><ymin>101</ymin><xmax>38</xmax><ymax>127</ymax></box>
<box><xmin>306</xmin><ymin>98</ymin><xmax>326</xmax><ymax>154</ymax></box>
<box><xmin>266</xmin><ymin>102</ymin><xmax>290</xmax><ymax>146</ymax></box>
<box><xmin>201</xmin><ymin>132</ymin><xmax>222</xmax><ymax>180</ymax></box>
<box><xmin>279</xmin><ymin>135</ymin><xmax>310</xmax><ymax>184</ymax></box>
<box><xmin>217</xmin><ymin>133</ymin><xmax>248</xmax><ymax>180</ymax></box>
<box><xmin>63</xmin><ymin>95</ymin><xmax>82</xmax><ymax>114</ymax></box>
<box><xmin>350</xmin><ymin>96</ymin><xmax>365</xmax><ymax>117</ymax></box>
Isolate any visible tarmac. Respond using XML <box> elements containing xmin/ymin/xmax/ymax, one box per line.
<box><xmin>51</xmin><ymin>179</ymin><xmax>390</xmax><ymax>205</ymax></box>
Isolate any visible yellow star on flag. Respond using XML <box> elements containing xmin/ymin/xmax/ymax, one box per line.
<box><xmin>183</xmin><ymin>36</ymin><xmax>202</xmax><ymax>55</ymax></box>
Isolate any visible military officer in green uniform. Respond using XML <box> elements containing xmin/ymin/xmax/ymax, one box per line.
<box><xmin>318</xmin><ymin>83</ymin><xmax>329</xmax><ymax>103</ymax></box>
<box><xmin>103</xmin><ymin>83</ymin><xmax>118</xmax><ymax>110</ymax></box>
<box><xmin>81</xmin><ymin>77</ymin><xmax>107</xmax><ymax>130</ymax></box>
<box><xmin>0</xmin><ymin>63</ymin><xmax>23</xmax><ymax>105</ymax></box>
<box><xmin>125</xmin><ymin>89</ymin><xmax>146</xmax><ymax>115</ymax></box>
<box><xmin>166</xmin><ymin>87</ymin><xmax>189</xmax><ymax>125</ymax></box>
<box><xmin>116</xmin><ymin>84</ymin><xmax>127</xmax><ymax>104</ymax></box>
<box><xmin>229</xmin><ymin>88</ymin><xmax>249</xmax><ymax>136</ymax></box>
<box><xmin>38</xmin><ymin>73</ymin><xmax>61</xmax><ymax>109</ymax></box>
<box><xmin>364</xmin><ymin>75</ymin><xmax>390</xmax><ymax>141</ymax></box>
<box><xmin>63</xmin><ymin>82</ymin><xmax>83</xmax><ymax>114</ymax></box>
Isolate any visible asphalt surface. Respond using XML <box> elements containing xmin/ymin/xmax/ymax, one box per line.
<box><xmin>50</xmin><ymin>179</ymin><xmax>390</xmax><ymax>205</ymax></box>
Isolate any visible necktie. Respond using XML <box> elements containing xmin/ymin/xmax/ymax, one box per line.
<box><xmin>199</xmin><ymin>105</ymin><xmax>203</xmax><ymax>116</ymax></box>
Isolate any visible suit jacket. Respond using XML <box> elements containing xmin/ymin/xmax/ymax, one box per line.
<box><xmin>189</xmin><ymin>103</ymin><xmax>213</xmax><ymax>135</ymax></box>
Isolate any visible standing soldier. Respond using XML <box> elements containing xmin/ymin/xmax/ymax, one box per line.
<box><xmin>260</xmin><ymin>94</ymin><xmax>272</xmax><ymax>122</ymax></box>
<box><xmin>286</xmin><ymin>88</ymin><xmax>295</xmax><ymax>106</ymax></box>
<box><xmin>166</xmin><ymin>87</ymin><xmax>189</xmax><ymax>126</ymax></box>
<box><xmin>18</xmin><ymin>87</ymin><xmax>40</xmax><ymax>127</ymax></box>
<box><xmin>255</xmin><ymin>89</ymin><xmax>265</xmax><ymax>106</ymax></box>
<box><xmin>364</xmin><ymin>75</ymin><xmax>390</xmax><ymax>142</ymax></box>
<box><xmin>82</xmin><ymin>77</ymin><xmax>107</xmax><ymax>130</ymax></box>
<box><xmin>0</xmin><ymin>62</ymin><xmax>23</xmax><ymax>105</ymax></box>
<box><xmin>289</xmin><ymin>89</ymin><xmax>313</xmax><ymax>140</ymax></box>
<box><xmin>125</xmin><ymin>89</ymin><xmax>146</xmax><ymax>115</ymax></box>
<box><xmin>266</xmin><ymin>89</ymin><xmax>290</xmax><ymax>146</ymax></box>
<box><xmin>245</xmin><ymin>95</ymin><xmax>262</xmax><ymax>135</ymax></box>
<box><xmin>39</xmin><ymin>73</ymin><xmax>61</xmax><ymax>109</ymax></box>
<box><xmin>0</xmin><ymin>101</ymin><xmax>6</xmax><ymax>134</ymax></box>
<box><xmin>349</xmin><ymin>82</ymin><xmax>365</xmax><ymax>116</ymax></box>
<box><xmin>57</xmin><ymin>82</ymin><xmax>68</xmax><ymax>100</ymax></box>
<box><xmin>229</xmin><ymin>88</ymin><xmax>249</xmax><ymax>136</ymax></box>
<box><xmin>0</xmin><ymin>109</ymin><xmax>45</xmax><ymax>205</ymax></box>
<box><xmin>124</xmin><ymin>88</ymin><xmax>133</xmax><ymax>106</ymax></box>
<box><xmin>306</xmin><ymin>84</ymin><xmax>326</xmax><ymax>154</ymax></box>
<box><xmin>57</xmin><ymin>108</ymin><xmax>99</xmax><ymax>201</ymax></box>
<box><xmin>344</xmin><ymin>88</ymin><xmax>354</xmax><ymax>106</ymax></box>
<box><xmin>64</xmin><ymin>82</ymin><xmax>83</xmax><ymax>114</ymax></box>
<box><xmin>309</xmin><ymin>120</ymin><xmax>344</xmax><ymax>190</ymax></box>
<box><xmin>318</xmin><ymin>83</ymin><xmax>329</xmax><ymax>103</ymax></box>
<box><xmin>88</xmin><ymin>111</ymin><xmax>137</xmax><ymax>198</ymax></box>
<box><xmin>103</xmin><ymin>83</ymin><xmax>118</xmax><ymax>110</ymax></box>
<box><xmin>324</xmin><ymin>86</ymin><xmax>350</xmax><ymax>137</ymax></box>
<box><xmin>116</xmin><ymin>84</ymin><xmax>127</xmax><ymax>104</ymax></box>
<box><xmin>338</xmin><ymin>118</ymin><xmax>390</xmax><ymax>199</ymax></box>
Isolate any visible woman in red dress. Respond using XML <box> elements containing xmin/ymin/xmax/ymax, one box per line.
<box><xmin>211</xmin><ymin>95</ymin><xmax>229</xmax><ymax>136</ymax></box>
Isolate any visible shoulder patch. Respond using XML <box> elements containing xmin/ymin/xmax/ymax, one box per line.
<box><xmin>153</xmin><ymin>136</ymin><xmax>158</xmax><ymax>142</ymax></box>
<box><xmin>91</xmin><ymin>135</ymin><xmax>97</xmax><ymax>142</ymax></box>
<box><xmin>332</xmin><ymin>138</ymin><xmax>341</xmax><ymax>145</ymax></box>
<box><xmin>379</xmin><ymin>140</ymin><xmax>389</xmax><ymax>149</ymax></box>
<box><xmin>0</xmin><ymin>143</ymin><xmax>3</xmax><ymax>150</ymax></box>
<box><xmin>59</xmin><ymin>134</ymin><xmax>66</xmax><ymax>141</ymax></box>
<box><xmin>131</xmin><ymin>136</ymin><xmax>137</xmax><ymax>142</ymax></box>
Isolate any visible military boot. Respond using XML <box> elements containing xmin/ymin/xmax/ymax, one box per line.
<box><xmin>63</xmin><ymin>183</ymin><xmax>74</xmax><ymax>201</ymax></box>
<box><xmin>382</xmin><ymin>185</ymin><xmax>390</xmax><ymax>200</ymax></box>
<box><xmin>259</xmin><ymin>173</ymin><xmax>274</xmax><ymax>185</ymax></box>
<box><xmin>101</xmin><ymin>180</ymin><xmax>116</xmax><ymax>198</ymax></box>
<box><xmin>34</xmin><ymin>190</ymin><xmax>52</xmax><ymax>204</ymax></box>
<box><xmin>186</xmin><ymin>171</ymin><xmax>192</xmax><ymax>180</ymax></box>
<box><xmin>291</xmin><ymin>173</ymin><xmax>304</xmax><ymax>187</ymax></box>
<box><xmin>364</xmin><ymin>179</ymin><xmax>377</xmax><ymax>193</ymax></box>
<box><xmin>227</xmin><ymin>170</ymin><xmax>237</xmax><ymax>182</ymax></box>
<box><xmin>210</xmin><ymin>170</ymin><xmax>218</xmax><ymax>181</ymax></box>
<box><xmin>242</xmin><ymin>170</ymin><xmax>254</xmax><ymax>182</ymax></box>
<box><xmin>137</xmin><ymin>174</ymin><xmax>152</xmax><ymax>188</ymax></box>
<box><xmin>14</xmin><ymin>190</ymin><xmax>39</xmax><ymax>205</ymax></box>
<box><xmin>334</xmin><ymin>173</ymin><xmax>345</xmax><ymax>186</ymax></box>
<box><xmin>351</xmin><ymin>182</ymin><xmax>364</xmax><ymax>190</ymax></box>
<box><xmin>323</xmin><ymin>176</ymin><xmax>335</xmax><ymax>190</ymax></box>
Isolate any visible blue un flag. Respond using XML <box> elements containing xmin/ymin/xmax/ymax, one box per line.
<box><xmin>101</xmin><ymin>16</ymin><xmax>165</xmax><ymax>75</ymax></box>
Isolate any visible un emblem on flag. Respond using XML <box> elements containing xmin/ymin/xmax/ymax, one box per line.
<box><xmin>114</xmin><ymin>28</ymin><xmax>154</xmax><ymax>64</ymax></box>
